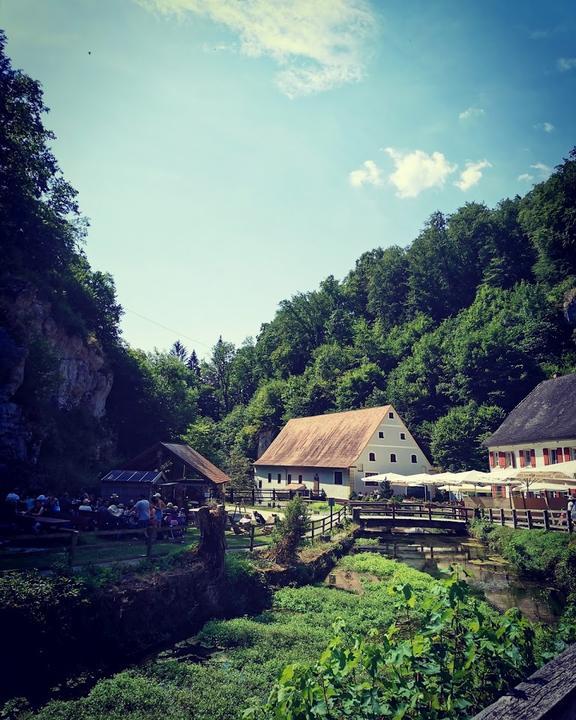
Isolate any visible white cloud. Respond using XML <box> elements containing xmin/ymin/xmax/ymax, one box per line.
<box><xmin>138</xmin><ymin>0</ymin><xmax>376</xmax><ymax>98</ymax></box>
<box><xmin>517</xmin><ymin>162</ymin><xmax>553</xmax><ymax>185</ymax></box>
<box><xmin>558</xmin><ymin>57</ymin><xmax>576</xmax><ymax>72</ymax></box>
<box><xmin>454</xmin><ymin>159</ymin><xmax>491</xmax><ymax>191</ymax></box>
<box><xmin>384</xmin><ymin>148</ymin><xmax>456</xmax><ymax>198</ymax></box>
<box><xmin>458</xmin><ymin>107</ymin><xmax>485</xmax><ymax>121</ymax></box>
<box><xmin>534</xmin><ymin>121</ymin><xmax>555</xmax><ymax>133</ymax></box>
<box><xmin>531</xmin><ymin>162</ymin><xmax>552</xmax><ymax>179</ymax></box>
<box><xmin>349</xmin><ymin>160</ymin><xmax>382</xmax><ymax>188</ymax></box>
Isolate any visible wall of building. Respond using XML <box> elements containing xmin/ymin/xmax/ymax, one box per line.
<box><xmin>487</xmin><ymin>441</ymin><xmax>576</xmax><ymax>476</ymax></box>
<box><xmin>254</xmin><ymin>465</ymin><xmax>351</xmax><ymax>500</ymax></box>
<box><xmin>352</xmin><ymin>408</ymin><xmax>431</xmax><ymax>495</ymax></box>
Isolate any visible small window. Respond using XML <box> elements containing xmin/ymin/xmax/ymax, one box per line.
<box><xmin>364</xmin><ymin>481</ymin><xmax>378</xmax><ymax>487</ymax></box>
<box><xmin>411</xmin><ymin>454</ymin><xmax>417</xmax><ymax>464</ymax></box>
<box><xmin>258</xmin><ymin>480</ymin><xmax>262</xmax><ymax>489</ymax></box>
<box><xmin>369</xmin><ymin>452</ymin><xmax>376</xmax><ymax>462</ymax></box>
<box><xmin>400</xmin><ymin>432</ymin><xmax>406</xmax><ymax>440</ymax></box>
<box><xmin>277</xmin><ymin>473</ymin><xmax>282</xmax><ymax>484</ymax></box>
<box><xmin>365</xmin><ymin>472</ymin><xmax>378</xmax><ymax>477</ymax></box>
<box><xmin>298</xmin><ymin>474</ymin><xmax>303</xmax><ymax>482</ymax></box>
<box><xmin>390</xmin><ymin>453</ymin><xmax>397</xmax><ymax>463</ymax></box>
<box><xmin>334</xmin><ymin>471</ymin><xmax>343</xmax><ymax>485</ymax></box>
<box><xmin>287</xmin><ymin>474</ymin><xmax>292</xmax><ymax>482</ymax></box>
<box><xmin>267</xmin><ymin>473</ymin><xmax>272</xmax><ymax>482</ymax></box>
<box><xmin>388</xmin><ymin>411</ymin><xmax>394</xmax><ymax>419</ymax></box>
<box><xmin>378</xmin><ymin>431</ymin><xmax>384</xmax><ymax>439</ymax></box>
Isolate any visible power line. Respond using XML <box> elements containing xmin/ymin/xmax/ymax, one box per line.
<box><xmin>123</xmin><ymin>307</ymin><xmax>212</xmax><ymax>349</ymax></box>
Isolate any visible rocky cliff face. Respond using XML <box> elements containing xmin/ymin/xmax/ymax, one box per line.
<box><xmin>0</xmin><ymin>283</ymin><xmax>113</xmax><ymax>468</ymax></box>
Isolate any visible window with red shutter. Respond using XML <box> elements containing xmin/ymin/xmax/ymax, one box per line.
<box><xmin>489</xmin><ymin>451</ymin><xmax>495</xmax><ymax>468</ymax></box>
<box><xmin>543</xmin><ymin>448</ymin><xmax>549</xmax><ymax>466</ymax></box>
<box><xmin>557</xmin><ymin>447</ymin><xmax>564</xmax><ymax>463</ymax></box>
<box><xmin>530</xmin><ymin>449</ymin><xmax>536</xmax><ymax>467</ymax></box>
<box><xmin>565</xmin><ymin>448</ymin><xmax>571</xmax><ymax>462</ymax></box>
<box><xmin>519</xmin><ymin>451</ymin><xmax>525</xmax><ymax>468</ymax></box>
<box><xmin>498</xmin><ymin>451</ymin><xmax>506</xmax><ymax>468</ymax></box>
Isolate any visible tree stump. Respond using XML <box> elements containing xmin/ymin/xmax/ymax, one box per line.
<box><xmin>196</xmin><ymin>504</ymin><xmax>227</xmax><ymax>573</ymax></box>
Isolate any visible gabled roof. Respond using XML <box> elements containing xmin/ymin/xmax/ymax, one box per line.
<box><xmin>120</xmin><ymin>442</ymin><xmax>230</xmax><ymax>485</ymax></box>
<box><xmin>255</xmin><ymin>406</ymin><xmax>392</xmax><ymax>469</ymax></box>
<box><xmin>484</xmin><ymin>374</ymin><xmax>576</xmax><ymax>447</ymax></box>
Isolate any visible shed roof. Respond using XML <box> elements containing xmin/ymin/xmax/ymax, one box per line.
<box><xmin>484</xmin><ymin>374</ymin><xmax>576</xmax><ymax>447</ymax></box>
<box><xmin>255</xmin><ymin>406</ymin><xmax>392</xmax><ymax>469</ymax></box>
<box><xmin>120</xmin><ymin>442</ymin><xmax>230</xmax><ymax>485</ymax></box>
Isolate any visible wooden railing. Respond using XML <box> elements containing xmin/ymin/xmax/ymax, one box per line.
<box><xmin>305</xmin><ymin>506</ymin><xmax>348</xmax><ymax>540</ymax></box>
<box><xmin>225</xmin><ymin>487</ymin><xmax>319</xmax><ymax>505</ymax></box>
<box><xmin>351</xmin><ymin>502</ymin><xmax>470</xmax><ymax>523</ymax></box>
<box><xmin>481</xmin><ymin>506</ymin><xmax>573</xmax><ymax>533</ymax></box>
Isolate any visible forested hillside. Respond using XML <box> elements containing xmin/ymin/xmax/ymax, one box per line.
<box><xmin>1</xmin><ymin>31</ymin><xmax>575</xmax><ymax>489</ymax></box>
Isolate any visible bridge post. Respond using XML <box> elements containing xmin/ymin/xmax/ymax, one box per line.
<box><xmin>392</xmin><ymin>504</ymin><xmax>395</xmax><ymax>520</ymax></box>
<box><xmin>527</xmin><ymin>510</ymin><xmax>533</xmax><ymax>529</ymax></box>
<box><xmin>500</xmin><ymin>508</ymin><xmax>505</xmax><ymax>526</ymax></box>
<box><xmin>428</xmin><ymin>505</ymin><xmax>432</xmax><ymax>522</ymax></box>
<box><xmin>512</xmin><ymin>508</ymin><xmax>517</xmax><ymax>528</ymax></box>
<box><xmin>569</xmin><ymin>513</ymin><xmax>573</xmax><ymax>534</ymax></box>
<box><xmin>352</xmin><ymin>506</ymin><xmax>360</xmax><ymax>523</ymax></box>
<box><xmin>544</xmin><ymin>509</ymin><xmax>550</xmax><ymax>531</ymax></box>
<box><xmin>489</xmin><ymin>508</ymin><xmax>494</xmax><ymax>524</ymax></box>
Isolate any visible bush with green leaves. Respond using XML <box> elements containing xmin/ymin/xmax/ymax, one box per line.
<box><xmin>271</xmin><ymin>496</ymin><xmax>310</xmax><ymax>565</ymax></box>
<box><xmin>246</xmin><ymin>571</ymin><xmax>537</xmax><ymax>720</ymax></box>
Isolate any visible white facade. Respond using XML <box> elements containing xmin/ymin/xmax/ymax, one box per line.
<box><xmin>255</xmin><ymin>408</ymin><xmax>431</xmax><ymax>499</ymax></box>
<box><xmin>487</xmin><ymin>441</ymin><xmax>576</xmax><ymax>478</ymax></box>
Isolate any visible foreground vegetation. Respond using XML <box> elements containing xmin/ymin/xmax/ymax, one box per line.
<box><xmin>6</xmin><ymin>553</ymin><xmax>558</xmax><ymax>720</ymax></box>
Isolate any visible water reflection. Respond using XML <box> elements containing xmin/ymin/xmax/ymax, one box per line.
<box><xmin>355</xmin><ymin>533</ymin><xmax>563</xmax><ymax>624</ymax></box>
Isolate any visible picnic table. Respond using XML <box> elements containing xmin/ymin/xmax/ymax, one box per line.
<box><xmin>16</xmin><ymin>513</ymin><xmax>73</xmax><ymax>531</ymax></box>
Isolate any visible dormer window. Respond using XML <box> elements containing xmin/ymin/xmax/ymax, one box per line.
<box><xmin>369</xmin><ymin>452</ymin><xmax>376</xmax><ymax>461</ymax></box>
<box><xmin>400</xmin><ymin>432</ymin><xmax>406</xmax><ymax>440</ymax></box>
<box><xmin>388</xmin><ymin>411</ymin><xmax>394</xmax><ymax>419</ymax></box>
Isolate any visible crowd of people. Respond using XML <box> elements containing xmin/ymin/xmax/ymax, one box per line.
<box><xmin>2</xmin><ymin>489</ymin><xmax>190</xmax><ymax>534</ymax></box>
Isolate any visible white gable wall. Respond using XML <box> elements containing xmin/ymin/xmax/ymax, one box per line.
<box><xmin>353</xmin><ymin>407</ymin><xmax>431</xmax><ymax>494</ymax></box>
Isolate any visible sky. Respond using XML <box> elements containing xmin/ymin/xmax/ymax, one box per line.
<box><xmin>2</xmin><ymin>0</ymin><xmax>575</xmax><ymax>357</ymax></box>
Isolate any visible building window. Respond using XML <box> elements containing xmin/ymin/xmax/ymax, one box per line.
<box><xmin>388</xmin><ymin>411</ymin><xmax>394</xmax><ymax>419</ymax></box>
<box><xmin>277</xmin><ymin>473</ymin><xmax>282</xmax><ymax>484</ymax></box>
<box><xmin>365</xmin><ymin>472</ymin><xmax>377</xmax><ymax>477</ymax></box>
<box><xmin>400</xmin><ymin>432</ymin><xmax>406</xmax><ymax>440</ymax></box>
<box><xmin>258</xmin><ymin>480</ymin><xmax>262</xmax><ymax>489</ymax></box>
<box><xmin>364</xmin><ymin>481</ymin><xmax>378</xmax><ymax>487</ymax></box>
<box><xmin>298</xmin><ymin>474</ymin><xmax>303</xmax><ymax>482</ymax></box>
<box><xmin>550</xmin><ymin>449</ymin><xmax>558</xmax><ymax>465</ymax></box>
<box><xmin>267</xmin><ymin>473</ymin><xmax>272</xmax><ymax>483</ymax></box>
<box><xmin>287</xmin><ymin>473</ymin><xmax>292</xmax><ymax>483</ymax></box>
<box><xmin>390</xmin><ymin>453</ymin><xmax>397</xmax><ymax>463</ymax></box>
<box><xmin>369</xmin><ymin>452</ymin><xmax>376</xmax><ymax>462</ymax></box>
<box><xmin>379</xmin><ymin>431</ymin><xmax>384</xmax><ymax>439</ymax></box>
<box><xmin>411</xmin><ymin>454</ymin><xmax>417</xmax><ymax>463</ymax></box>
<box><xmin>334</xmin><ymin>471</ymin><xmax>343</xmax><ymax>485</ymax></box>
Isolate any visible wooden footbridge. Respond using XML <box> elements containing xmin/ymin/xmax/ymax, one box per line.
<box><xmin>351</xmin><ymin>503</ymin><xmax>469</xmax><ymax>534</ymax></box>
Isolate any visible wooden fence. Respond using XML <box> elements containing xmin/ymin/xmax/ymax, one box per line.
<box><xmin>481</xmin><ymin>506</ymin><xmax>573</xmax><ymax>533</ymax></box>
<box><xmin>351</xmin><ymin>502</ymin><xmax>470</xmax><ymax>523</ymax></box>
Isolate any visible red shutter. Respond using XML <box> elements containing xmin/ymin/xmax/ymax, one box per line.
<box><xmin>565</xmin><ymin>448</ymin><xmax>571</xmax><ymax>462</ymax></box>
<box><xmin>519</xmin><ymin>451</ymin><xmax>526</xmax><ymax>468</ymax></box>
<box><xmin>530</xmin><ymin>449</ymin><xmax>536</xmax><ymax>467</ymax></box>
<box><xmin>498</xmin><ymin>451</ymin><xmax>506</xmax><ymax>468</ymax></box>
<box><xmin>557</xmin><ymin>447</ymin><xmax>564</xmax><ymax>463</ymax></box>
<box><xmin>489</xmin><ymin>451</ymin><xmax>495</xmax><ymax>468</ymax></box>
<box><xmin>543</xmin><ymin>448</ymin><xmax>549</xmax><ymax>466</ymax></box>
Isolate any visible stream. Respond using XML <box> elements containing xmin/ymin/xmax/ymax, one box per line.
<box><xmin>354</xmin><ymin>532</ymin><xmax>564</xmax><ymax>623</ymax></box>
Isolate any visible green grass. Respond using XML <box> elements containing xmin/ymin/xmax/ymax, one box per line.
<box><xmin>29</xmin><ymin>554</ymin><xmax>495</xmax><ymax>720</ymax></box>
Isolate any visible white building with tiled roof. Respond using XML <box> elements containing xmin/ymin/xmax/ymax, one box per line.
<box><xmin>254</xmin><ymin>405</ymin><xmax>431</xmax><ymax>499</ymax></box>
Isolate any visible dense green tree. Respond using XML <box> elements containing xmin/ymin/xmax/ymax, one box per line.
<box><xmin>430</xmin><ymin>403</ymin><xmax>506</xmax><ymax>470</ymax></box>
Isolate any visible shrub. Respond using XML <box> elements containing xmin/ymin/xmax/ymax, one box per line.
<box><xmin>271</xmin><ymin>496</ymin><xmax>310</xmax><ymax>565</ymax></box>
